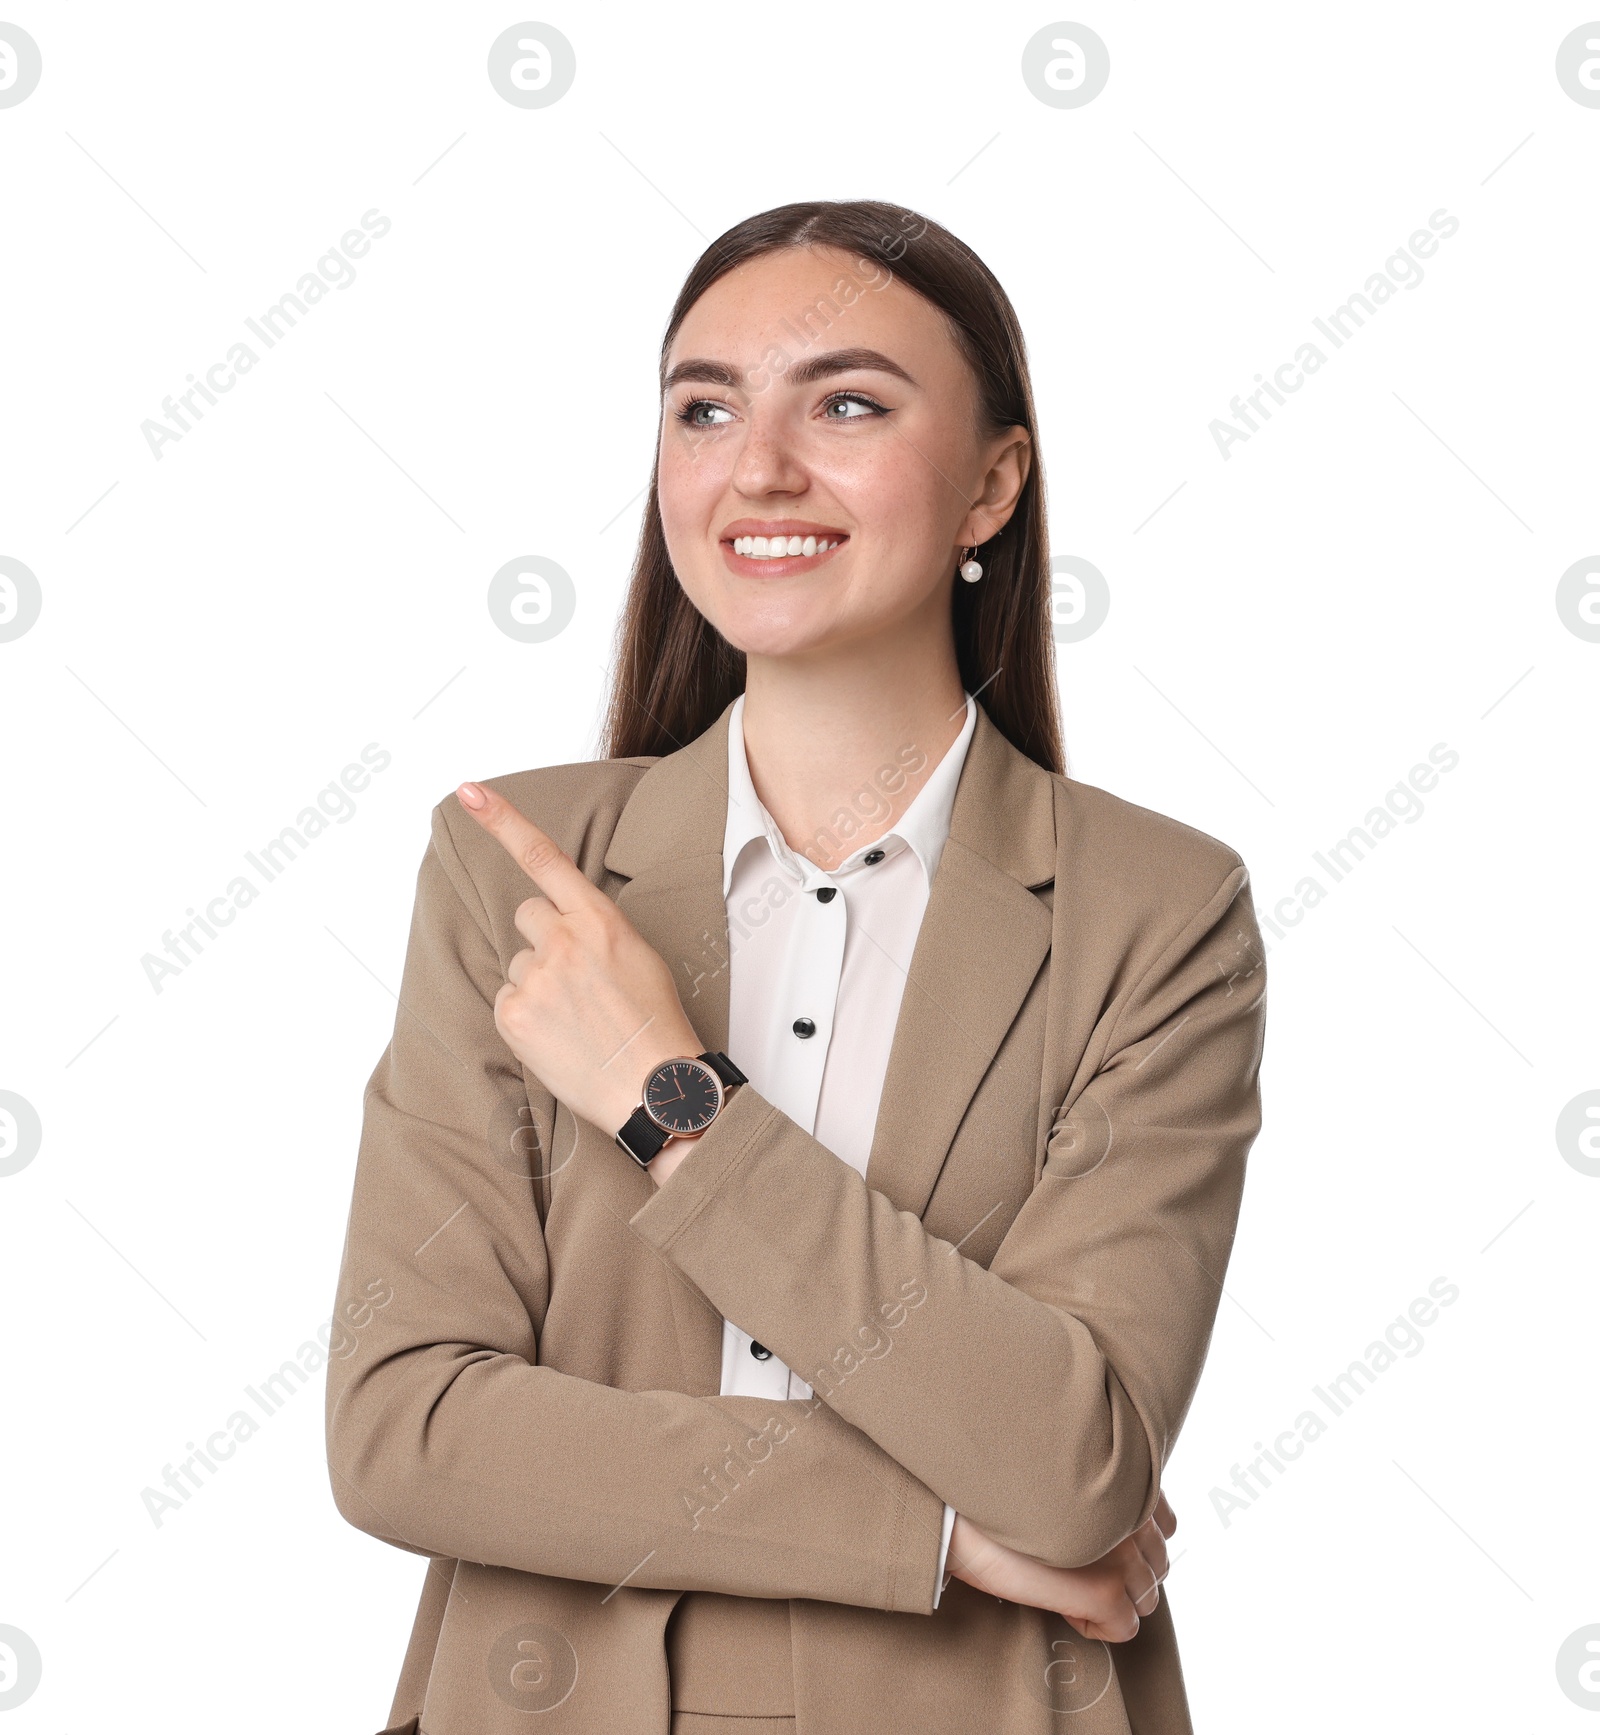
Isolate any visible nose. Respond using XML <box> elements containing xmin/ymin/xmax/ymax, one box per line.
<box><xmin>729</xmin><ymin>400</ymin><xmax>809</xmax><ymax>500</ymax></box>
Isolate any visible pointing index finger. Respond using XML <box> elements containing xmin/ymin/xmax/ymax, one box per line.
<box><xmin>455</xmin><ymin>781</ymin><xmax>597</xmax><ymax>915</ymax></box>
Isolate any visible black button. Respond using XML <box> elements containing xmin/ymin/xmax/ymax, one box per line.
<box><xmin>750</xmin><ymin>1340</ymin><xmax>772</xmax><ymax>1360</ymax></box>
<box><xmin>815</xmin><ymin>886</ymin><xmax>837</xmax><ymax>903</ymax></box>
<box><xmin>792</xmin><ymin>1017</ymin><xmax>816</xmax><ymax>1039</ymax></box>
<box><xmin>864</xmin><ymin>849</ymin><xmax>885</xmax><ymax>864</ymax></box>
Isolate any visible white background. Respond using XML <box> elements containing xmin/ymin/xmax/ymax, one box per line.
<box><xmin>1</xmin><ymin>2</ymin><xmax>1597</xmax><ymax>1728</ymax></box>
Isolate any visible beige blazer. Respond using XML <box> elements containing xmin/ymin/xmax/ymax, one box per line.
<box><xmin>325</xmin><ymin>695</ymin><xmax>1268</xmax><ymax>1735</ymax></box>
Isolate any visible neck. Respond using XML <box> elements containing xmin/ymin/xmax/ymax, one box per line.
<box><xmin>740</xmin><ymin>637</ymin><xmax>968</xmax><ymax>873</ymax></box>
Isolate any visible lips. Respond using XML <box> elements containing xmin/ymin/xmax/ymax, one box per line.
<box><xmin>720</xmin><ymin>519</ymin><xmax>848</xmax><ymax>542</ymax></box>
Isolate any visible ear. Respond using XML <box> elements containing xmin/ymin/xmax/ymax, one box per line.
<box><xmin>960</xmin><ymin>425</ymin><xmax>1032</xmax><ymax>544</ymax></box>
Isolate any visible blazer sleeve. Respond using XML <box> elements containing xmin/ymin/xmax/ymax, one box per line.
<box><xmin>323</xmin><ymin>806</ymin><xmax>945</xmax><ymax>1616</ymax></box>
<box><xmin>628</xmin><ymin>860</ymin><xmax>1267</xmax><ymax>1572</ymax></box>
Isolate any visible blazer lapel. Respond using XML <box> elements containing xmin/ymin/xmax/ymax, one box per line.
<box><xmin>604</xmin><ymin>710</ymin><xmax>735</xmax><ymax>1054</ymax></box>
<box><xmin>861</xmin><ymin>703</ymin><xmax>1056</xmax><ymax>1217</ymax></box>
<box><xmin>603</xmin><ymin>717</ymin><xmax>735</xmax><ymax>1393</ymax></box>
<box><xmin>602</xmin><ymin>696</ymin><xmax>1057</xmax><ymax>1374</ymax></box>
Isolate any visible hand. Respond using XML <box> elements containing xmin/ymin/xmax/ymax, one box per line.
<box><xmin>944</xmin><ymin>1494</ymin><xmax>1176</xmax><ymax>1643</ymax></box>
<box><xmin>455</xmin><ymin>780</ymin><xmax>705</xmax><ymax>1137</ymax></box>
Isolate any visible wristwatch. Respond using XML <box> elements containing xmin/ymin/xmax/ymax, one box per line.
<box><xmin>614</xmin><ymin>1051</ymin><xmax>748</xmax><ymax>1168</ymax></box>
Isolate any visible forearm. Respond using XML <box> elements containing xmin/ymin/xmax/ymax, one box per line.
<box><xmin>326</xmin><ymin>1086</ymin><xmax>947</xmax><ymax>1615</ymax></box>
<box><xmin>631</xmin><ymin>1086</ymin><xmax>1142</xmax><ymax>1567</ymax></box>
<box><xmin>326</xmin><ymin>1341</ymin><xmax>944</xmax><ymax>1612</ymax></box>
<box><xmin>630</xmin><ymin>866</ymin><xmax>1265</xmax><ymax>1570</ymax></box>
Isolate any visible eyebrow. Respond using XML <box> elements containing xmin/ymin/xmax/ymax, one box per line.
<box><xmin>662</xmin><ymin>346</ymin><xmax>918</xmax><ymax>393</ymax></box>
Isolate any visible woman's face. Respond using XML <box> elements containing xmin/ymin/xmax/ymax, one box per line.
<box><xmin>657</xmin><ymin>243</ymin><xmax>1030</xmax><ymax>664</ymax></box>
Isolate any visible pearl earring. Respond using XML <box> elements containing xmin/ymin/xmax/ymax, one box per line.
<box><xmin>959</xmin><ymin>544</ymin><xmax>983</xmax><ymax>583</ymax></box>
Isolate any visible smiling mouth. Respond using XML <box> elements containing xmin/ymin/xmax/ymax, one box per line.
<box><xmin>721</xmin><ymin>531</ymin><xmax>849</xmax><ymax>574</ymax></box>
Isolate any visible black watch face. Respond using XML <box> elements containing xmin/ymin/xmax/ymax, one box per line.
<box><xmin>643</xmin><ymin>1059</ymin><xmax>721</xmax><ymax>1136</ymax></box>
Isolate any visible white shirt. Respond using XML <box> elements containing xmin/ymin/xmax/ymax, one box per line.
<box><xmin>716</xmin><ymin>689</ymin><xmax>978</xmax><ymax>1608</ymax></box>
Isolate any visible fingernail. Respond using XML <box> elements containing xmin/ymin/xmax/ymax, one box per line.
<box><xmin>457</xmin><ymin>782</ymin><xmax>486</xmax><ymax>808</ymax></box>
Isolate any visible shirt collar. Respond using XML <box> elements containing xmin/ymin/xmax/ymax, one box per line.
<box><xmin>722</xmin><ymin>691</ymin><xmax>978</xmax><ymax>899</ymax></box>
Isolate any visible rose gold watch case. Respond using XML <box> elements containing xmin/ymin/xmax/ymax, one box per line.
<box><xmin>639</xmin><ymin>1055</ymin><xmax>724</xmax><ymax>1140</ymax></box>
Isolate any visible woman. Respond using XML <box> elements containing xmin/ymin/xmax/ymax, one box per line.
<box><xmin>326</xmin><ymin>199</ymin><xmax>1267</xmax><ymax>1735</ymax></box>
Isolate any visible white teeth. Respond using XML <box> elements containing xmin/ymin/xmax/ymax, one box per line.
<box><xmin>732</xmin><ymin>535</ymin><xmax>840</xmax><ymax>559</ymax></box>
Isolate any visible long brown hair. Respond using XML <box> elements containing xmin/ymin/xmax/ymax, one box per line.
<box><xmin>600</xmin><ymin>199</ymin><xmax>1063</xmax><ymax>775</ymax></box>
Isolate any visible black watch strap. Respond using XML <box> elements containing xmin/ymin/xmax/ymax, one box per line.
<box><xmin>614</xmin><ymin>1051</ymin><xmax>748</xmax><ymax>1168</ymax></box>
<box><xmin>614</xmin><ymin>1105</ymin><xmax>672</xmax><ymax>1166</ymax></box>
<box><xmin>698</xmin><ymin>1050</ymin><xmax>748</xmax><ymax>1088</ymax></box>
